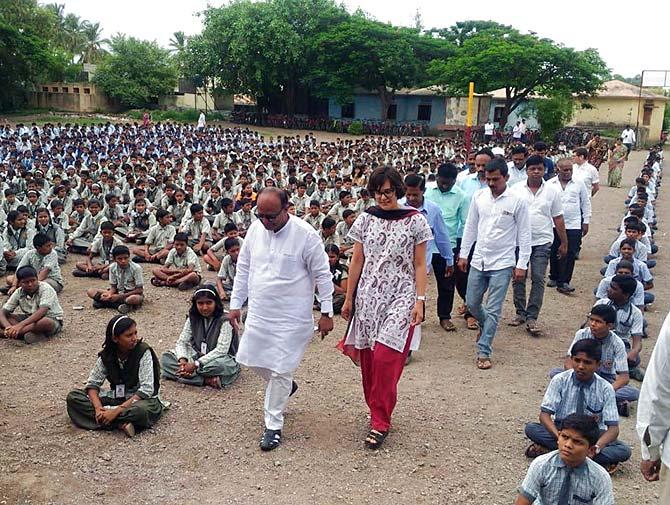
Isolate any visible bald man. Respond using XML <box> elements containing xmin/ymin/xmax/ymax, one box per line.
<box><xmin>229</xmin><ymin>187</ymin><xmax>334</xmax><ymax>451</ymax></box>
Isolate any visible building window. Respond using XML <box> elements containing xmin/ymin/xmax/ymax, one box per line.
<box><xmin>493</xmin><ymin>106</ymin><xmax>505</xmax><ymax>122</ymax></box>
<box><xmin>83</xmin><ymin>88</ymin><xmax>91</xmax><ymax>94</ymax></box>
<box><xmin>73</xmin><ymin>87</ymin><xmax>80</xmax><ymax>94</ymax></box>
<box><xmin>341</xmin><ymin>103</ymin><xmax>355</xmax><ymax>119</ymax></box>
<box><xmin>417</xmin><ymin>104</ymin><xmax>432</xmax><ymax>121</ymax></box>
<box><xmin>62</xmin><ymin>87</ymin><xmax>69</xmax><ymax>93</ymax></box>
<box><xmin>52</xmin><ymin>87</ymin><xmax>59</xmax><ymax>92</ymax></box>
<box><xmin>42</xmin><ymin>87</ymin><xmax>49</xmax><ymax>92</ymax></box>
<box><xmin>643</xmin><ymin>102</ymin><xmax>653</xmax><ymax>126</ymax></box>
<box><xmin>386</xmin><ymin>104</ymin><xmax>397</xmax><ymax>120</ymax></box>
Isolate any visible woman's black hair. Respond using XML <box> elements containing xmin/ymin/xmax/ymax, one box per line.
<box><xmin>367</xmin><ymin>166</ymin><xmax>405</xmax><ymax>199</ymax></box>
<box><xmin>101</xmin><ymin>315</ymin><xmax>137</xmax><ymax>358</ymax></box>
<box><xmin>325</xmin><ymin>244</ymin><xmax>341</xmax><ymax>256</ymax></box>
<box><xmin>190</xmin><ymin>285</ymin><xmax>224</xmax><ymax>321</ymax></box>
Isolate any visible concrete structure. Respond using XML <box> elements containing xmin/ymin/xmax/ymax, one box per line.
<box><xmin>28</xmin><ymin>82</ymin><xmax>122</xmax><ymax>113</ymax></box>
<box><xmin>488</xmin><ymin>80</ymin><xmax>668</xmax><ymax>144</ymax></box>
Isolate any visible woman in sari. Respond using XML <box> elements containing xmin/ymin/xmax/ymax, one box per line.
<box><xmin>586</xmin><ymin>133</ymin><xmax>608</xmax><ymax>168</ymax></box>
<box><xmin>339</xmin><ymin>166</ymin><xmax>432</xmax><ymax>450</ymax></box>
<box><xmin>607</xmin><ymin>139</ymin><xmax>627</xmax><ymax>188</ymax></box>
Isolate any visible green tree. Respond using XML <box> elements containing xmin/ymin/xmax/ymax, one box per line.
<box><xmin>79</xmin><ymin>21</ymin><xmax>108</xmax><ymax>63</ymax></box>
<box><xmin>169</xmin><ymin>30</ymin><xmax>188</xmax><ymax>78</ymax></box>
<box><xmin>428</xmin><ymin>29</ymin><xmax>610</xmax><ymax>128</ymax></box>
<box><xmin>93</xmin><ymin>35</ymin><xmax>177</xmax><ymax>108</ymax></box>
<box><xmin>431</xmin><ymin>20</ymin><xmax>512</xmax><ymax>46</ymax></box>
<box><xmin>534</xmin><ymin>93</ymin><xmax>576</xmax><ymax>140</ymax></box>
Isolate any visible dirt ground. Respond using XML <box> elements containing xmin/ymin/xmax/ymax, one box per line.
<box><xmin>0</xmin><ymin>137</ymin><xmax>667</xmax><ymax>504</ymax></box>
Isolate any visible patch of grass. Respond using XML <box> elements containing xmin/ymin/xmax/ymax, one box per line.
<box><xmin>127</xmin><ymin>109</ymin><xmax>230</xmax><ymax>123</ymax></box>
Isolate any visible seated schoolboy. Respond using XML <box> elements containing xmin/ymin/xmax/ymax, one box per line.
<box><xmin>68</xmin><ymin>199</ymin><xmax>106</xmax><ymax>254</ymax></box>
<box><xmin>516</xmin><ymin>414</ymin><xmax>614</xmax><ymax>505</ymax></box>
<box><xmin>320</xmin><ymin>217</ymin><xmax>340</xmax><ymax>247</ymax></box>
<box><xmin>50</xmin><ymin>199</ymin><xmax>70</xmax><ymax>237</ymax></box>
<box><xmin>554</xmin><ymin>304</ymin><xmax>638</xmax><ymax>417</ymax></box>
<box><xmin>117</xmin><ymin>198</ymin><xmax>155</xmax><ymax>244</ymax></box>
<box><xmin>160</xmin><ymin>286</ymin><xmax>240</xmax><ymax>389</ymax></box>
<box><xmin>325</xmin><ymin>244</ymin><xmax>348</xmax><ymax>314</ymax></box>
<box><xmin>35</xmin><ymin>207</ymin><xmax>67</xmax><ymax>264</ymax></box>
<box><xmin>303</xmin><ymin>200</ymin><xmax>325</xmax><ymax>231</ymax></box>
<box><xmin>595</xmin><ymin>259</ymin><xmax>644</xmax><ymax>311</ymax></box>
<box><xmin>336</xmin><ymin>210</ymin><xmax>356</xmax><ymax>257</ymax></box>
<box><xmin>150</xmin><ymin>233</ymin><xmax>201</xmax><ymax>290</ymax></box>
<box><xmin>526</xmin><ymin>338</ymin><xmax>631</xmax><ymax>471</ymax></box>
<box><xmin>215</xmin><ymin>237</ymin><xmax>241</xmax><ymax>301</ymax></box>
<box><xmin>603</xmin><ymin>238</ymin><xmax>654</xmax><ymax>305</ymax></box>
<box><xmin>0</xmin><ymin>265</ymin><xmax>64</xmax><ymax>344</ymax></box>
<box><xmin>87</xmin><ymin>246</ymin><xmax>144</xmax><ymax>314</ymax></box>
<box><xmin>66</xmin><ymin>315</ymin><xmax>163</xmax><ymax>438</ymax></box>
<box><xmin>8</xmin><ymin>233</ymin><xmax>64</xmax><ymax>294</ymax></box>
<box><xmin>73</xmin><ymin>221</ymin><xmax>123</xmax><ymax>279</ymax></box>
<box><xmin>132</xmin><ymin>209</ymin><xmax>175</xmax><ymax>264</ymax></box>
<box><xmin>2</xmin><ymin>210</ymin><xmax>34</xmax><ymax>271</ymax></box>
<box><xmin>102</xmin><ymin>193</ymin><xmax>126</xmax><ymax>227</ymax></box>
<box><xmin>603</xmin><ymin>221</ymin><xmax>649</xmax><ymax>266</ymax></box>
<box><xmin>179</xmin><ymin>203</ymin><xmax>212</xmax><ymax>255</ymax></box>
<box><xmin>204</xmin><ymin>222</ymin><xmax>244</xmax><ymax>271</ymax></box>
<box><xmin>211</xmin><ymin>198</ymin><xmax>236</xmax><ymax>242</ymax></box>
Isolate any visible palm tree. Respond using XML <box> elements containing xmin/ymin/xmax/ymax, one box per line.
<box><xmin>169</xmin><ymin>31</ymin><xmax>187</xmax><ymax>53</ymax></box>
<box><xmin>80</xmin><ymin>21</ymin><xmax>109</xmax><ymax>63</ymax></box>
<box><xmin>62</xmin><ymin>13</ymin><xmax>85</xmax><ymax>56</ymax></box>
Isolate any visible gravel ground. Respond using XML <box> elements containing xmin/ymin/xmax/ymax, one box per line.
<box><xmin>0</xmin><ymin>143</ymin><xmax>667</xmax><ymax>505</ymax></box>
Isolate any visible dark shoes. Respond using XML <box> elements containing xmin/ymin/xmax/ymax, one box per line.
<box><xmin>546</xmin><ymin>279</ymin><xmax>557</xmax><ymax>288</ymax></box>
<box><xmin>629</xmin><ymin>367</ymin><xmax>646</xmax><ymax>382</ymax></box>
<box><xmin>618</xmin><ymin>401</ymin><xmax>631</xmax><ymax>417</ymax></box>
<box><xmin>289</xmin><ymin>380</ymin><xmax>298</xmax><ymax>397</ymax></box>
<box><xmin>260</xmin><ymin>429</ymin><xmax>282</xmax><ymax>451</ymax></box>
<box><xmin>557</xmin><ymin>284</ymin><xmax>575</xmax><ymax>294</ymax></box>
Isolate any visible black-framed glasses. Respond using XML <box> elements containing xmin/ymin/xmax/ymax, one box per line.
<box><xmin>255</xmin><ymin>209</ymin><xmax>284</xmax><ymax>221</ymax></box>
<box><xmin>374</xmin><ymin>189</ymin><xmax>396</xmax><ymax>198</ymax></box>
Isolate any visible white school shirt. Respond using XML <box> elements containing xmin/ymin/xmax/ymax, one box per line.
<box><xmin>621</xmin><ymin>128</ymin><xmax>636</xmax><ymax>144</ymax></box>
<box><xmin>573</xmin><ymin>162</ymin><xmax>600</xmax><ymax>192</ymax></box>
<box><xmin>511</xmin><ymin>181</ymin><xmax>563</xmax><ymax>246</ymax></box>
<box><xmin>230</xmin><ymin>215</ymin><xmax>333</xmax><ymax>374</ymax></box>
<box><xmin>637</xmin><ymin>312</ymin><xmax>670</xmax><ymax>466</ymax></box>
<box><xmin>460</xmin><ymin>186</ymin><xmax>532</xmax><ymax>271</ymax></box>
<box><xmin>506</xmin><ymin>162</ymin><xmax>527</xmax><ymax>186</ymax></box>
<box><xmin>547</xmin><ymin>177</ymin><xmax>591</xmax><ymax>230</ymax></box>
<box><xmin>484</xmin><ymin>122</ymin><xmax>494</xmax><ymax>136</ymax></box>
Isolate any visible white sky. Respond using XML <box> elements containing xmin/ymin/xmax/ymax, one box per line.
<box><xmin>58</xmin><ymin>0</ymin><xmax>668</xmax><ymax>79</ymax></box>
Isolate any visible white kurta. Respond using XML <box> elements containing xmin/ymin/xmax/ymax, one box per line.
<box><xmin>230</xmin><ymin>215</ymin><xmax>334</xmax><ymax>374</ymax></box>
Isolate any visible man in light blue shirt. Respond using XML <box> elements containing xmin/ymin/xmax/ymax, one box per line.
<box><xmin>401</xmin><ymin>174</ymin><xmax>454</xmax><ymax>332</ymax></box>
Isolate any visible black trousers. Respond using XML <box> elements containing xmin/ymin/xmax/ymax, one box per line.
<box><xmin>431</xmin><ymin>243</ymin><xmax>471</xmax><ymax>321</ymax></box>
<box><xmin>549</xmin><ymin>228</ymin><xmax>582</xmax><ymax>284</ymax></box>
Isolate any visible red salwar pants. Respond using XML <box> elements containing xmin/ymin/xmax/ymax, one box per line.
<box><xmin>359</xmin><ymin>336</ymin><xmax>412</xmax><ymax>432</ymax></box>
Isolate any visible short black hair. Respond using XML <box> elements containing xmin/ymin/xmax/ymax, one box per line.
<box><xmin>100</xmin><ymin>221</ymin><xmax>115</xmax><ymax>231</ymax></box>
<box><xmin>156</xmin><ymin>208</ymin><xmax>170</xmax><ymax>220</ymax></box>
<box><xmin>571</xmin><ymin>338</ymin><xmax>602</xmax><ymax>362</ymax></box>
<box><xmin>485</xmin><ymin>157</ymin><xmax>508</xmax><ymax>177</ymax></box>
<box><xmin>574</xmin><ymin>147</ymin><xmax>589</xmax><ymax>158</ymax></box>
<box><xmin>221</xmin><ymin>197</ymin><xmax>233</xmax><ymax>207</ymax></box>
<box><xmin>190</xmin><ymin>203</ymin><xmax>204</xmax><ymax>214</ymax></box>
<box><xmin>223</xmin><ymin>222</ymin><xmax>238</xmax><ymax>233</ymax></box>
<box><xmin>111</xmin><ymin>245</ymin><xmax>130</xmax><ymax>258</ymax></box>
<box><xmin>33</xmin><ymin>233</ymin><xmax>51</xmax><ymax>249</ymax></box>
<box><xmin>367</xmin><ymin>166</ymin><xmax>405</xmax><ymax>199</ymax></box>
<box><xmin>309</xmin><ymin>200</ymin><xmax>320</xmax><ymax>208</ymax></box>
<box><xmin>224</xmin><ymin>237</ymin><xmax>240</xmax><ymax>251</ymax></box>
<box><xmin>615</xmin><ymin>259</ymin><xmax>634</xmax><ymax>272</ymax></box>
<box><xmin>560</xmin><ymin>414</ymin><xmax>601</xmax><ymax>447</ymax></box>
<box><xmin>476</xmin><ymin>147</ymin><xmax>495</xmax><ymax>159</ymax></box>
<box><xmin>16</xmin><ymin>265</ymin><xmax>38</xmax><ymax>281</ymax></box>
<box><xmin>437</xmin><ymin>163</ymin><xmax>459</xmax><ymax>179</ymax></box>
<box><xmin>511</xmin><ymin>145</ymin><xmax>528</xmax><ymax>156</ymax></box>
<box><xmin>174</xmin><ymin>232</ymin><xmax>189</xmax><ymax>243</ymax></box>
<box><xmin>526</xmin><ymin>154</ymin><xmax>544</xmax><ymax>167</ymax></box>
<box><xmin>404</xmin><ymin>174</ymin><xmax>426</xmax><ymax>191</ymax></box>
<box><xmin>322</xmin><ymin>217</ymin><xmax>336</xmax><ymax>229</ymax></box>
<box><xmin>533</xmin><ymin>141</ymin><xmax>548</xmax><ymax>151</ymax></box>
<box><xmin>342</xmin><ymin>209</ymin><xmax>355</xmax><ymax>219</ymax></box>
<box><xmin>619</xmin><ymin>238</ymin><xmax>637</xmax><ymax>250</ymax></box>
<box><xmin>611</xmin><ymin>274</ymin><xmax>637</xmax><ymax>297</ymax></box>
<box><xmin>590</xmin><ymin>303</ymin><xmax>617</xmax><ymax>324</ymax></box>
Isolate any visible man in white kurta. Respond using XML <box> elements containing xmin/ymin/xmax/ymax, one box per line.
<box><xmin>229</xmin><ymin>188</ymin><xmax>334</xmax><ymax>451</ymax></box>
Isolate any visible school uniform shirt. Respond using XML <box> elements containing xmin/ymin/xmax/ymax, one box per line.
<box><xmin>230</xmin><ymin>215</ymin><xmax>333</xmax><ymax>374</ymax></box>
<box><xmin>165</xmin><ymin>247</ymin><xmax>202</xmax><ymax>274</ymax></box>
<box><xmin>596</xmin><ymin>276</ymin><xmax>644</xmax><ymax>307</ymax></box>
<box><xmin>331</xmin><ymin>262</ymin><xmax>348</xmax><ymax>287</ymax></box>
<box><xmin>69</xmin><ymin>209</ymin><xmax>89</xmax><ymax>228</ymax></box>
<box><xmin>180</xmin><ymin>217</ymin><xmax>211</xmax><ymax>241</ymax></box>
<box><xmin>327</xmin><ymin>202</ymin><xmax>355</xmax><ymax>221</ymax></box>
<box><xmin>510</xmin><ymin>181</ymin><xmax>563</xmax><ymax>247</ymax></box>
<box><xmin>637</xmin><ymin>312</ymin><xmax>670</xmax><ymax>465</ymax></box>
<box><xmin>541</xmin><ymin>369</ymin><xmax>619</xmax><ymax>431</ymax></box>
<box><xmin>217</xmin><ymin>254</ymin><xmax>236</xmax><ymax>285</ymax></box>
<box><xmin>109</xmin><ymin>261</ymin><xmax>143</xmax><ymax>293</ymax></box>
<box><xmin>573</xmin><ymin>162</ymin><xmax>600</xmax><ymax>193</ymax></box>
<box><xmin>547</xmin><ymin>177</ymin><xmax>591</xmax><ymax>230</ymax></box>
<box><xmin>604</xmin><ymin>257</ymin><xmax>652</xmax><ymax>284</ymax></box>
<box><xmin>290</xmin><ymin>194</ymin><xmax>311</xmax><ymax>216</ymax></box>
<box><xmin>3</xmin><ymin>281</ymin><xmax>64</xmax><ymax>321</ymax></box>
<box><xmin>607</xmin><ymin>236</ymin><xmax>648</xmax><ymax>261</ymax></box>
<box><xmin>103</xmin><ymin>205</ymin><xmax>124</xmax><ymax>223</ymax></box>
<box><xmin>568</xmin><ymin>328</ymin><xmax>628</xmax><ymax>380</ymax></box>
<box><xmin>354</xmin><ymin>198</ymin><xmax>375</xmax><ymax>213</ymax></box>
<box><xmin>71</xmin><ymin>212</ymin><xmax>106</xmax><ymax>239</ymax></box>
<box><xmin>210</xmin><ymin>236</ymin><xmax>243</xmax><ymax>254</ymax></box>
<box><xmin>3</xmin><ymin>225</ymin><xmax>34</xmax><ymax>254</ymax></box>
<box><xmin>145</xmin><ymin>223</ymin><xmax>176</xmax><ymax>250</ymax></box>
<box><xmin>85</xmin><ymin>350</ymin><xmax>155</xmax><ymax>400</ymax></box>
<box><xmin>212</xmin><ymin>212</ymin><xmax>236</xmax><ymax>233</ymax></box>
<box><xmin>336</xmin><ymin>221</ymin><xmax>355</xmax><ymax>248</ymax></box>
<box><xmin>17</xmin><ymin>249</ymin><xmax>63</xmax><ymax>286</ymax></box>
<box><xmin>518</xmin><ymin>450</ymin><xmax>614</xmax><ymax>505</ymax></box>
<box><xmin>174</xmin><ymin>317</ymin><xmax>234</xmax><ymax>365</ymax></box>
<box><xmin>90</xmin><ymin>236</ymin><xmax>123</xmax><ymax>264</ymax></box>
<box><xmin>303</xmin><ymin>212</ymin><xmax>325</xmax><ymax>231</ymax></box>
<box><xmin>594</xmin><ymin>298</ymin><xmax>644</xmax><ymax>345</ymax></box>
<box><xmin>129</xmin><ymin>211</ymin><xmax>156</xmax><ymax>232</ymax></box>
<box><xmin>234</xmin><ymin>209</ymin><xmax>256</xmax><ymax>231</ymax></box>
<box><xmin>35</xmin><ymin>223</ymin><xmax>66</xmax><ymax>250</ymax></box>
<box><xmin>460</xmin><ymin>186</ymin><xmax>532</xmax><ymax>271</ymax></box>
<box><xmin>425</xmin><ymin>185</ymin><xmax>469</xmax><ymax>248</ymax></box>
<box><xmin>320</xmin><ymin>230</ymin><xmax>341</xmax><ymax>248</ymax></box>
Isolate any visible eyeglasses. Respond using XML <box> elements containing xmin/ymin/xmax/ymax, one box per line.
<box><xmin>374</xmin><ymin>189</ymin><xmax>396</xmax><ymax>198</ymax></box>
<box><xmin>254</xmin><ymin>209</ymin><xmax>284</xmax><ymax>221</ymax></box>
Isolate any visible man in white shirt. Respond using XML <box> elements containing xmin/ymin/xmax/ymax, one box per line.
<box><xmin>484</xmin><ymin>121</ymin><xmax>495</xmax><ymax>143</ymax></box>
<box><xmin>229</xmin><ymin>188</ymin><xmax>334</xmax><ymax>451</ymax></box>
<box><xmin>621</xmin><ymin>126</ymin><xmax>636</xmax><ymax>158</ymax></box>
<box><xmin>510</xmin><ymin>155</ymin><xmax>568</xmax><ymax>335</ymax></box>
<box><xmin>572</xmin><ymin>147</ymin><xmax>600</xmax><ymax>197</ymax></box>
<box><xmin>507</xmin><ymin>145</ymin><xmax>528</xmax><ymax>186</ymax></box>
<box><xmin>637</xmin><ymin>312</ymin><xmax>670</xmax><ymax>503</ymax></box>
<box><xmin>458</xmin><ymin>157</ymin><xmax>532</xmax><ymax>370</ymax></box>
<box><xmin>547</xmin><ymin>159</ymin><xmax>591</xmax><ymax>293</ymax></box>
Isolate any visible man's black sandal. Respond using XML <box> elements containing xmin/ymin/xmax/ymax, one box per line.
<box><xmin>260</xmin><ymin>429</ymin><xmax>282</xmax><ymax>451</ymax></box>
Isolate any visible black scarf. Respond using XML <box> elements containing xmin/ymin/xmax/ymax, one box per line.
<box><xmin>365</xmin><ymin>205</ymin><xmax>419</xmax><ymax>220</ymax></box>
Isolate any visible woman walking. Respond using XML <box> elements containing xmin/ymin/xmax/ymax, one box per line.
<box><xmin>608</xmin><ymin>139</ymin><xmax>627</xmax><ymax>188</ymax></box>
<box><xmin>339</xmin><ymin>166</ymin><xmax>432</xmax><ymax>450</ymax></box>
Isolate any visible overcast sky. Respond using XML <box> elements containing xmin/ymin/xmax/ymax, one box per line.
<box><xmin>58</xmin><ymin>0</ymin><xmax>668</xmax><ymax>83</ymax></box>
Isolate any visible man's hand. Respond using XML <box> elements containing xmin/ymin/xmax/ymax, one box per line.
<box><xmin>317</xmin><ymin>315</ymin><xmax>333</xmax><ymax>339</ymax></box>
<box><xmin>641</xmin><ymin>459</ymin><xmax>661</xmax><ymax>482</ymax></box>
<box><xmin>444</xmin><ymin>265</ymin><xmax>454</xmax><ymax>278</ymax></box>
<box><xmin>341</xmin><ymin>299</ymin><xmax>352</xmax><ymax>321</ymax></box>
<box><xmin>228</xmin><ymin>309</ymin><xmax>241</xmax><ymax>333</ymax></box>
<box><xmin>177</xmin><ymin>361</ymin><xmax>197</xmax><ymax>377</ymax></box>
<box><xmin>582</xmin><ymin>223</ymin><xmax>589</xmax><ymax>237</ymax></box>
<box><xmin>97</xmin><ymin>407</ymin><xmax>119</xmax><ymax>426</ymax></box>
<box><xmin>94</xmin><ymin>407</ymin><xmax>107</xmax><ymax>425</ymax></box>
<box><xmin>513</xmin><ymin>268</ymin><xmax>526</xmax><ymax>282</ymax></box>
<box><xmin>558</xmin><ymin>242</ymin><xmax>568</xmax><ymax>259</ymax></box>
<box><xmin>627</xmin><ymin>349</ymin><xmax>640</xmax><ymax>363</ymax></box>
<box><xmin>4</xmin><ymin>324</ymin><xmax>21</xmax><ymax>339</ymax></box>
<box><xmin>457</xmin><ymin>257</ymin><xmax>468</xmax><ymax>273</ymax></box>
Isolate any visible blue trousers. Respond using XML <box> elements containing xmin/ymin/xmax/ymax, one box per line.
<box><xmin>466</xmin><ymin>266</ymin><xmax>513</xmax><ymax>358</ymax></box>
<box><xmin>525</xmin><ymin>422</ymin><xmax>631</xmax><ymax>466</ymax></box>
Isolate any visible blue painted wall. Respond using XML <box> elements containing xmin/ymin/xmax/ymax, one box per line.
<box><xmin>328</xmin><ymin>94</ymin><xmax>446</xmax><ymax>127</ymax></box>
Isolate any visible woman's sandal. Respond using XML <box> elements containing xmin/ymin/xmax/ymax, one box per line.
<box><xmin>364</xmin><ymin>429</ymin><xmax>388</xmax><ymax>450</ymax></box>
<box><xmin>476</xmin><ymin>357</ymin><xmax>492</xmax><ymax>370</ymax></box>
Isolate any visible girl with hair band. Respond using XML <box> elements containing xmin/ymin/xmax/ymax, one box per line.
<box><xmin>35</xmin><ymin>207</ymin><xmax>67</xmax><ymax>264</ymax></box>
<box><xmin>160</xmin><ymin>285</ymin><xmax>240</xmax><ymax>389</ymax></box>
<box><xmin>66</xmin><ymin>315</ymin><xmax>163</xmax><ymax>438</ymax></box>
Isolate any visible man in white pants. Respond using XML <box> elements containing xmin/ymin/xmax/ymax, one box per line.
<box><xmin>637</xmin><ymin>312</ymin><xmax>670</xmax><ymax>502</ymax></box>
<box><xmin>229</xmin><ymin>187</ymin><xmax>334</xmax><ymax>451</ymax></box>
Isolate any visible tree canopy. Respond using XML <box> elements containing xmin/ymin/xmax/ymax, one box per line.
<box><xmin>93</xmin><ymin>36</ymin><xmax>177</xmax><ymax>108</ymax></box>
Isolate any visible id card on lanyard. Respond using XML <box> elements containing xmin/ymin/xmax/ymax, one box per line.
<box><xmin>115</xmin><ymin>384</ymin><xmax>125</xmax><ymax>399</ymax></box>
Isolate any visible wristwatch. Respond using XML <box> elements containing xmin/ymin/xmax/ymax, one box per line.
<box><xmin>194</xmin><ymin>360</ymin><xmax>201</xmax><ymax>369</ymax></box>
<box><xmin>322</xmin><ymin>311</ymin><xmax>334</xmax><ymax>318</ymax></box>
<box><xmin>416</xmin><ymin>295</ymin><xmax>426</xmax><ymax>301</ymax></box>
<box><xmin>595</xmin><ymin>444</ymin><xmax>601</xmax><ymax>455</ymax></box>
